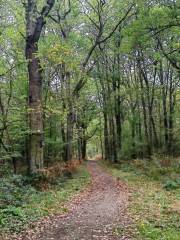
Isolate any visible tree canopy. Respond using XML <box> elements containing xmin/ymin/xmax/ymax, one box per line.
<box><xmin>0</xmin><ymin>0</ymin><xmax>179</xmax><ymax>174</ymax></box>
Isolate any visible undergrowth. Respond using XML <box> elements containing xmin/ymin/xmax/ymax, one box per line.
<box><xmin>0</xmin><ymin>163</ymin><xmax>90</xmax><ymax>235</ymax></box>
<box><xmin>102</xmin><ymin>157</ymin><xmax>180</xmax><ymax>240</ymax></box>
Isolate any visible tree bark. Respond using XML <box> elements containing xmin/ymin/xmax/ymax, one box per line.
<box><xmin>81</xmin><ymin>139</ymin><xmax>87</xmax><ymax>160</ymax></box>
<box><xmin>66</xmin><ymin>111</ymin><xmax>74</xmax><ymax>161</ymax></box>
<box><xmin>26</xmin><ymin>41</ymin><xmax>43</xmax><ymax>173</ymax></box>
<box><xmin>159</xmin><ymin>62</ymin><xmax>169</xmax><ymax>150</ymax></box>
<box><xmin>25</xmin><ymin>0</ymin><xmax>55</xmax><ymax>174</ymax></box>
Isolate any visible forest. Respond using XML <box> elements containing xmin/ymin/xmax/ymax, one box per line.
<box><xmin>0</xmin><ymin>0</ymin><xmax>180</xmax><ymax>239</ymax></box>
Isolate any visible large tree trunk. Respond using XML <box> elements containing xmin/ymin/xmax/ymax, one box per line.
<box><xmin>26</xmin><ymin>42</ymin><xmax>43</xmax><ymax>173</ymax></box>
<box><xmin>25</xmin><ymin>0</ymin><xmax>55</xmax><ymax>174</ymax></box>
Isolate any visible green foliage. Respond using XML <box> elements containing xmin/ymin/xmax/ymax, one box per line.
<box><xmin>102</xmin><ymin>159</ymin><xmax>180</xmax><ymax>240</ymax></box>
<box><xmin>0</xmin><ymin>164</ymin><xmax>90</xmax><ymax>234</ymax></box>
<box><xmin>164</xmin><ymin>179</ymin><xmax>180</xmax><ymax>191</ymax></box>
<box><xmin>138</xmin><ymin>221</ymin><xmax>180</xmax><ymax>240</ymax></box>
<box><xmin>0</xmin><ymin>175</ymin><xmax>36</xmax><ymax>207</ymax></box>
<box><xmin>0</xmin><ymin>0</ymin><xmax>179</xmax><ymax>236</ymax></box>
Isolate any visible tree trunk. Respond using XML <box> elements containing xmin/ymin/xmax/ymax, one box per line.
<box><xmin>25</xmin><ymin>0</ymin><xmax>55</xmax><ymax>174</ymax></box>
<box><xmin>140</xmin><ymin>77</ymin><xmax>151</xmax><ymax>156</ymax></box>
<box><xmin>61</xmin><ymin>124</ymin><xmax>67</xmax><ymax>160</ymax></box>
<box><xmin>159</xmin><ymin>62</ymin><xmax>169</xmax><ymax>150</ymax></box>
<box><xmin>99</xmin><ymin>117</ymin><xmax>104</xmax><ymax>159</ymax></box>
<box><xmin>104</xmin><ymin>112</ymin><xmax>110</xmax><ymax>160</ymax></box>
<box><xmin>66</xmin><ymin>111</ymin><xmax>74</xmax><ymax>161</ymax></box>
<box><xmin>77</xmin><ymin>138</ymin><xmax>82</xmax><ymax>160</ymax></box>
<box><xmin>26</xmin><ymin>42</ymin><xmax>43</xmax><ymax>173</ymax></box>
<box><xmin>168</xmin><ymin>78</ymin><xmax>175</xmax><ymax>153</ymax></box>
<box><xmin>81</xmin><ymin>139</ymin><xmax>87</xmax><ymax>160</ymax></box>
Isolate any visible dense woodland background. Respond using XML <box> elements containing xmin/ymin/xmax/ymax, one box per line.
<box><xmin>0</xmin><ymin>0</ymin><xmax>179</xmax><ymax>173</ymax></box>
<box><xmin>0</xmin><ymin>0</ymin><xmax>180</xmax><ymax>238</ymax></box>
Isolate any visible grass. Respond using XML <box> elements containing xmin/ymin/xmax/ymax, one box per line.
<box><xmin>101</xmin><ymin>158</ymin><xmax>180</xmax><ymax>240</ymax></box>
<box><xmin>0</xmin><ymin>163</ymin><xmax>90</xmax><ymax>235</ymax></box>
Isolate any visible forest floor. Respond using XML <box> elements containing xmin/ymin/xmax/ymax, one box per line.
<box><xmin>11</xmin><ymin>161</ymin><xmax>133</xmax><ymax>240</ymax></box>
<box><xmin>2</xmin><ymin>158</ymin><xmax>179</xmax><ymax>240</ymax></box>
<box><xmin>102</xmin><ymin>159</ymin><xmax>180</xmax><ymax>240</ymax></box>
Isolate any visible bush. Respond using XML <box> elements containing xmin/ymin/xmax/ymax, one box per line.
<box><xmin>0</xmin><ymin>175</ymin><xmax>36</xmax><ymax>208</ymax></box>
<box><xmin>0</xmin><ymin>163</ymin><xmax>12</xmax><ymax>177</ymax></box>
<box><xmin>164</xmin><ymin>179</ymin><xmax>180</xmax><ymax>191</ymax></box>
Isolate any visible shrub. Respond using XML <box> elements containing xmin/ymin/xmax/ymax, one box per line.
<box><xmin>164</xmin><ymin>179</ymin><xmax>180</xmax><ymax>191</ymax></box>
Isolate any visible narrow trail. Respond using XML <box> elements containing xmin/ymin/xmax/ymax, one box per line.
<box><xmin>19</xmin><ymin>161</ymin><xmax>132</xmax><ymax>240</ymax></box>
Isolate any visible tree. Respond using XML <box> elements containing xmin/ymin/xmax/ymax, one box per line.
<box><xmin>25</xmin><ymin>0</ymin><xmax>55</xmax><ymax>173</ymax></box>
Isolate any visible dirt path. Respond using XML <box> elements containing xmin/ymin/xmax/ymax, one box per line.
<box><xmin>19</xmin><ymin>161</ymin><xmax>132</xmax><ymax>240</ymax></box>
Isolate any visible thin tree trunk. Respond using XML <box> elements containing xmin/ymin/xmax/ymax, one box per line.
<box><xmin>66</xmin><ymin>111</ymin><xmax>74</xmax><ymax>161</ymax></box>
<box><xmin>159</xmin><ymin>62</ymin><xmax>169</xmax><ymax>150</ymax></box>
<box><xmin>168</xmin><ymin>75</ymin><xmax>175</xmax><ymax>153</ymax></box>
<box><xmin>61</xmin><ymin>124</ymin><xmax>67</xmax><ymax>160</ymax></box>
<box><xmin>104</xmin><ymin>112</ymin><xmax>110</xmax><ymax>160</ymax></box>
